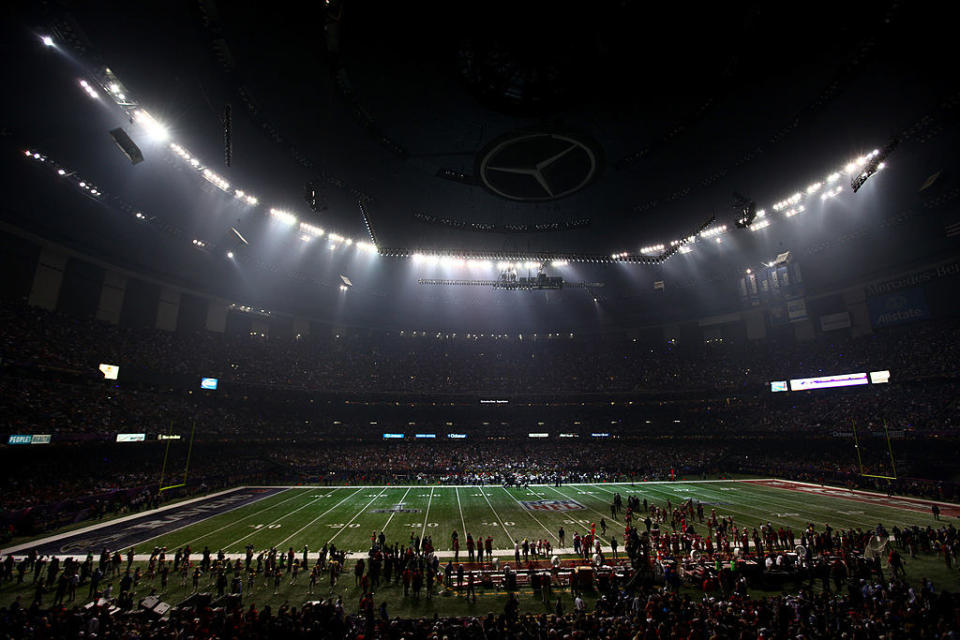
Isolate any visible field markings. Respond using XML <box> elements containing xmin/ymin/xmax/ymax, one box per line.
<box><xmin>587</xmin><ymin>482</ymin><xmax>806</xmax><ymax>544</ymax></box>
<box><xmin>542</xmin><ymin>485</ymin><xmax>611</xmax><ymax>546</ymax></box>
<box><xmin>114</xmin><ymin>488</ymin><xmax>304</xmax><ymax>552</ymax></box>
<box><xmin>500</xmin><ymin>486</ymin><xmax>559</xmax><ymax>542</ymax></box>
<box><xmin>169</xmin><ymin>488</ymin><xmax>311</xmax><ymax>550</ymax></box>
<box><xmin>477</xmin><ymin>486</ymin><xmax>516</xmax><ymax>546</ymax></box>
<box><xmin>221</xmin><ymin>489</ymin><xmax>346</xmax><ymax>551</ymax></box>
<box><xmin>325</xmin><ymin>487</ymin><xmax>389</xmax><ymax>545</ymax></box>
<box><xmin>615</xmin><ymin>481</ymin><xmax>884</xmax><ymax>532</ymax></box>
<box><xmin>454</xmin><ymin>486</ymin><xmax>467</xmax><ymax>537</ymax></box>
<box><xmin>415</xmin><ymin>487</ymin><xmax>436</xmax><ymax>551</ymax></box>
<box><xmin>736</xmin><ymin>483</ymin><xmax>921</xmax><ymax>528</ymax></box>
<box><xmin>669</xmin><ymin>482</ymin><xmax>883</xmax><ymax>529</ymax></box>
<box><xmin>614</xmin><ymin>482</ymin><xmax>796</xmax><ymax>528</ymax></box>
<box><xmin>381</xmin><ymin>487</ymin><xmax>413</xmax><ymax>533</ymax></box>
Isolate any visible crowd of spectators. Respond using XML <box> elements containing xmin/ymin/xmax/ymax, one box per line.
<box><xmin>2</xmin><ymin>301</ymin><xmax>958</xmax><ymax>396</ymax></box>
<box><xmin>1</xmin><ymin>571</ymin><xmax>957</xmax><ymax>639</ymax></box>
<box><xmin>2</xmin><ymin>298</ymin><xmax>958</xmax><ymax>544</ymax></box>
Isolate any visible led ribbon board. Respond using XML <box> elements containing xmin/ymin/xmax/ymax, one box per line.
<box><xmin>789</xmin><ymin>373</ymin><xmax>868</xmax><ymax>391</ymax></box>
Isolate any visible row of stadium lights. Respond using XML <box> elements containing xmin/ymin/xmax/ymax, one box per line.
<box><xmin>399</xmin><ymin>331</ymin><xmax>575</xmax><ymax>340</ymax></box>
<box><xmin>23</xmin><ymin>149</ymin><xmax>103</xmax><ymax>197</ymax></box>
<box><xmin>269</xmin><ymin>208</ymin><xmax>377</xmax><ymax>253</ymax></box>
<box><xmin>410</xmin><ymin>255</ymin><xmax>570</xmax><ymax>269</ymax></box>
<box><xmin>606</xmin><ymin>151</ymin><xmax>887</xmax><ymax>259</ymax></box>
<box><xmin>21</xmin><ymin>145</ymin><xmax>366</xmax><ymax>267</ymax></box>
<box><xmin>41</xmin><ymin>33</ymin><xmax>889</xmax><ymax>269</ymax></box>
<box><xmin>41</xmin><ymin>34</ymin><xmax>371</xmax><ymax>262</ymax></box>
<box><xmin>24</xmin><ymin>146</ymin><xmax>224</xmax><ymax>251</ymax></box>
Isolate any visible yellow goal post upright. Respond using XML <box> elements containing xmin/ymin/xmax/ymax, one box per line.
<box><xmin>158</xmin><ymin>419</ymin><xmax>197</xmax><ymax>493</ymax></box>
<box><xmin>850</xmin><ymin>418</ymin><xmax>898</xmax><ymax>481</ymax></box>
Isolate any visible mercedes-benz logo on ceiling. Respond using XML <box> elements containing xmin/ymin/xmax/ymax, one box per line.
<box><xmin>477</xmin><ymin>132</ymin><xmax>602</xmax><ymax>201</ymax></box>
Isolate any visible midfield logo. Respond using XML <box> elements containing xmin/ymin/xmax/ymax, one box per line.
<box><xmin>370</xmin><ymin>504</ymin><xmax>421</xmax><ymax>514</ymax></box>
<box><xmin>520</xmin><ymin>499</ymin><xmax>585</xmax><ymax>512</ymax></box>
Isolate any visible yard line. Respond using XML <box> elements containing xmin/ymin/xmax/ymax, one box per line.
<box><xmin>542</xmin><ymin>485</ymin><xmax>609</xmax><ymax>545</ymax></box>
<box><xmin>455</xmin><ymin>486</ymin><xmax>467</xmax><ymax>537</ymax></box>
<box><xmin>223</xmin><ymin>489</ymin><xmax>345</xmax><ymax>551</ymax></box>
<box><xmin>418</xmin><ymin>487</ymin><xmax>435</xmax><ymax>551</ymax></box>
<box><xmin>577</xmin><ymin>482</ymin><xmax>878</xmax><ymax>532</ymax></box>
<box><xmin>500</xmin><ymin>486</ymin><xmax>559</xmax><ymax>542</ymax></box>
<box><xmin>325</xmin><ymin>487</ymin><xmax>389</xmax><ymax>545</ymax></box>
<box><xmin>616</xmin><ymin>482</ymin><xmax>798</xmax><ymax>528</ymax></box>
<box><xmin>122</xmin><ymin>488</ymin><xmax>305</xmax><ymax>552</ymax></box>
<box><xmin>478</xmin><ymin>485</ymin><xmax>516</xmax><ymax>546</ymax></box>
<box><xmin>271</xmin><ymin>488</ymin><xmax>362</xmax><ymax>549</ymax></box>
<box><xmin>174</xmin><ymin>488</ymin><xmax>309</xmax><ymax>550</ymax></box>
<box><xmin>729</xmin><ymin>483</ymin><xmax>896</xmax><ymax>528</ymax></box>
<box><xmin>381</xmin><ymin>487</ymin><xmax>413</xmax><ymax>532</ymax></box>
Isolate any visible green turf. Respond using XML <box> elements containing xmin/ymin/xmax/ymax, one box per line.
<box><xmin>3</xmin><ymin>481</ymin><xmax>958</xmax><ymax>616</ymax></box>
<box><xmin>128</xmin><ymin>481</ymin><xmax>955</xmax><ymax>555</ymax></box>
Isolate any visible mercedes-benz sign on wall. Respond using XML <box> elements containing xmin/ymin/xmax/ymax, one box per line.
<box><xmin>477</xmin><ymin>132</ymin><xmax>602</xmax><ymax>202</ymax></box>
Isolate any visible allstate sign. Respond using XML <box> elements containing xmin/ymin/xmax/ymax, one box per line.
<box><xmin>867</xmin><ymin>288</ymin><xmax>930</xmax><ymax>328</ymax></box>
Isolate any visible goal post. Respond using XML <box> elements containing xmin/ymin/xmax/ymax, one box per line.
<box><xmin>850</xmin><ymin>418</ymin><xmax>898</xmax><ymax>481</ymax></box>
<box><xmin>158</xmin><ymin>419</ymin><xmax>197</xmax><ymax>493</ymax></box>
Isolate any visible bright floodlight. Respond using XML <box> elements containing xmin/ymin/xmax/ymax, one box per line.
<box><xmin>133</xmin><ymin>109</ymin><xmax>169</xmax><ymax>141</ymax></box>
<box><xmin>269</xmin><ymin>208</ymin><xmax>297</xmax><ymax>226</ymax></box>
<box><xmin>41</xmin><ymin>35</ymin><xmax>54</xmax><ymax>46</ymax></box>
<box><xmin>226</xmin><ymin>251</ymin><xmax>234</xmax><ymax>259</ymax></box>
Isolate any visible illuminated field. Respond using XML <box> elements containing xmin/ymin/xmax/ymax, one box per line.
<box><xmin>17</xmin><ymin>480</ymin><xmax>954</xmax><ymax>559</ymax></box>
<box><xmin>4</xmin><ymin>479</ymin><xmax>958</xmax><ymax>616</ymax></box>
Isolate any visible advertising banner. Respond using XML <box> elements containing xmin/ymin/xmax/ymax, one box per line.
<box><xmin>820</xmin><ymin>311</ymin><xmax>851</xmax><ymax>332</ymax></box>
<box><xmin>867</xmin><ymin>288</ymin><xmax>930</xmax><ymax>328</ymax></box>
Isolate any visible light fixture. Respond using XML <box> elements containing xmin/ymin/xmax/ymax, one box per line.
<box><xmin>133</xmin><ymin>109</ymin><xmax>169</xmax><ymax>141</ymax></box>
<box><xmin>41</xmin><ymin>35</ymin><xmax>54</xmax><ymax>47</ymax></box>
<box><xmin>269</xmin><ymin>208</ymin><xmax>297</xmax><ymax>226</ymax></box>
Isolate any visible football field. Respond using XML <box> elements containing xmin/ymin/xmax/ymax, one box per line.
<box><xmin>17</xmin><ymin>479</ymin><xmax>956</xmax><ymax>560</ymax></box>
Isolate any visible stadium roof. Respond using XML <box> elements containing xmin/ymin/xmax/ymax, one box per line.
<box><xmin>1</xmin><ymin>1</ymin><xmax>958</xmax><ymax>328</ymax></box>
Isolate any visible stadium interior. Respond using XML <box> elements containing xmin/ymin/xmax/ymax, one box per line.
<box><xmin>1</xmin><ymin>1</ymin><xmax>959</xmax><ymax>638</ymax></box>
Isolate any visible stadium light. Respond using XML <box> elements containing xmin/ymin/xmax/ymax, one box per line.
<box><xmin>202</xmin><ymin>168</ymin><xmax>230</xmax><ymax>192</ymax></box>
<box><xmin>269</xmin><ymin>208</ymin><xmax>297</xmax><ymax>226</ymax></box>
<box><xmin>699</xmin><ymin>225</ymin><xmax>727</xmax><ymax>239</ymax></box>
<box><xmin>133</xmin><ymin>109</ymin><xmax>169</xmax><ymax>141</ymax></box>
<box><xmin>41</xmin><ymin>35</ymin><xmax>54</xmax><ymax>46</ymax></box>
<box><xmin>300</xmin><ymin>221</ymin><xmax>324</xmax><ymax>237</ymax></box>
<box><xmin>234</xmin><ymin>190</ymin><xmax>258</xmax><ymax>206</ymax></box>
<box><xmin>226</xmin><ymin>251</ymin><xmax>234</xmax><ymax>259</ymax></box>
<box><xmin>78</xmin><ymin>79</ymin><xmax>99</xmax><ymax>99</ymax></box>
